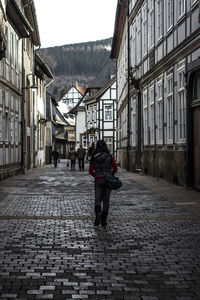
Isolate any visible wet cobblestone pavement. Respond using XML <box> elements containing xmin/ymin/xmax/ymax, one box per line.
<box><xmin>0</xmin><ymin>161</ymin><xmax>200</xmax><ymax>300</ymax></box>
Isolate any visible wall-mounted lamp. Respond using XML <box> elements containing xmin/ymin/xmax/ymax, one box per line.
<box><xmin>27</xmin><ymin>73</ymin><xmax>38</xmax><ymax>90</ymax></box>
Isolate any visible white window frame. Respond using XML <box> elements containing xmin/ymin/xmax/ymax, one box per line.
<box><xmin>142</xmin><ymin>2</ymin><xmax>148</xmax><ymax>57</ymax></box>
<box><xmin>15</xmin><ymin>115</ymin><xmax>19</xmax><ymax>144</ymax></box>
<box><xmin>148</xmin><ymin>0</ymin><xmax>155</xmax><ymax>50</ymax></box>
<box><xmin>178</xmin><ymin>0</ymin><xmax>185</xmax><ymax>19</ymax></box>
<box><xmin>104</xmin><ymin>104</ymin><xmax>113</xmax><ymax>121</ymax></box>
<box><xmin>136</xmin><ymin>11</ymin><xmax>141</xmax><ymax>64</ymax></box>
<box><xmin>177</xmin><ymin>67</ymin><xmax>186</xmax><ymax>142</ymax></box>
<box><xmin>10</xmin><ymin>113</ymin><xmax>14</xmax><ymax>144</ymax></box>
<box><xmin>130</xmin><ymin>21</ymin><xmax>136</xmax><ymax>68</ymax></box>
<box><xmin>143</xmin><ymin>88</ymin><xmax>148</xmax><ymax>145</ymax></box>
<box><xmin>156</xmin><ymin>0</ymin><xmax>163</xmax><ymax>42</ymax></box>
<box><xmin>166</xmin><ymin>75</ymin><xmax>173</xmax><ymax>143</ymax></box>
<box><xmin>149</xmin><ymin>84</ymin><xmax>155</xmax><ymax>145</ymax></box>
<box><xmin>156</xmin><ymin>78</ymin><xmax>163</xmax><ymax>144</ymax></box>
<box><xmin>167</xmin><ymin>0</ymin><xmax>173</xmax><ymax>31</ymax></box>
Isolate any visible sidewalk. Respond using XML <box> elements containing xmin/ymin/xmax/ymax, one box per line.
<box><xmin>121</xmin><ymin>169</ymin><xmax>200</xmax><ymax>218</ymax></box>
<box><xmin>0</xmin><ymin>160</ymin><xmax>199</xmax><ymax>300</ymax></box>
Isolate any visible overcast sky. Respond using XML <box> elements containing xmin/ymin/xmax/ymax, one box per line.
<box><xmin>34</xmin><ymin>0</ymin><xmax>118</xmax><ymax>48</ymax></box>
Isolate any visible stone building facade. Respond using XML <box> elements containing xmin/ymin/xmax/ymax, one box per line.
<box><xmin>111</xmin><ymin>0</ymin><xmax>200</xmax><ymax>188</ymax></box>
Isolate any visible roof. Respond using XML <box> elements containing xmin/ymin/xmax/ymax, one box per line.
<box><xmin>111</xmin><ymin>0</ymin><xmax>127</xmax><ymax>59</ymax></box>
<box><xmin>64</xmin><ymin>83</ymin><xmax>86</xmax><ymax>97</ymax></box>
<box><xmin>23</xmin><ymin>0</ymin><xmax>41</xmax><ymax>46</ymax></box>
<box><xmin>86</xmin><ymin>58</ymin><xmax>116</xmax><ymax>89</ymax></box>
<box><xmin>84</xmin><ymin>76</ymin><xmax>116</xmax><ymax>103</ymax></box>
<box><xmin>35</xmin><ymin>53</ymin><xmax>54</xmax><ymax>79</ymax></box>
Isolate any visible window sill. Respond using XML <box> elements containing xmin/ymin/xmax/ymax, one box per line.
<box><xmin>191</xmin><ymin>1</ymin><xmax>199</xmax><ymax>10</ymax></box>
<box><xmin>177</xmin><ymin>13</ymin><xmax>186</xmax><ymax>25</ymax></box>
<box><xmin>166</xmin><ymin>26</ymin><xmax>173</xmax><ymax>36</ymax></box>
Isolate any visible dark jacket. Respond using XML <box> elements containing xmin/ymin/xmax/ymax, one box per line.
<box><xmin>89</xmin><ymin>152</ymin><xmax>117</xmax><ymax>179</ymax></box>
<box><xmin>77</xmin><ymin>147</ymin><xmax>86</xmax><ymax>159</ymax></box>
<box><xmin>68</xmin><ymin>151</ymin><xmax>77</xmax><ymax>161</ymax></box>
<box><xmin>52</xmin><ymin>150</ymin><xmax>59</xmax><ymax>159</ymax></box>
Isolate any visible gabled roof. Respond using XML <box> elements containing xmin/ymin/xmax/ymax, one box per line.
<box><xmin>63</xmin><ymin>83</ymin><xmax>86</xmax><ymax>98</ymax></box>
<box><xmin>86</xmin><ymin>58</ymin><xmax>116</xmax><ymax>90</ymax></box>
<box><xmin>84</xmin><ymin>76</ymin><xmax>116</xmax><ymax>103</ymax></box>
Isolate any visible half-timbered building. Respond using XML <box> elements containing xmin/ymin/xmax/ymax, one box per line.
<box><xmin>112</xmin><ymin>0</ymin><xmax>200</xmax><ymax>188</ymax></box>
<box><xmin>84</xmin><ymin>77</ymin><xmax>117</xmax><ymax>155</ymax></box>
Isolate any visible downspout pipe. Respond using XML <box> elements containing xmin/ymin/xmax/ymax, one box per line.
<box><xmin>126</xmin><ymin>0</ymin><xmax>131</xmax><ymax>171</ymax></box>
<box><xmin>21</xmin><ymin>39</ymin><xmax>25</xmax><ymax>173</ymax></box>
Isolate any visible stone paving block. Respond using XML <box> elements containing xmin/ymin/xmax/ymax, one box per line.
<box><xmin>0</xmin><ymin>162</ymin><xmax>199</xmax><ymax>299</ymax></box>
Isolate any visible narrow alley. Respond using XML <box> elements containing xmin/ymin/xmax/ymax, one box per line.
<box><xmin>0</xmin><ymin>161</ymin><xmax>200</xmax><ymax>300</ymax></box>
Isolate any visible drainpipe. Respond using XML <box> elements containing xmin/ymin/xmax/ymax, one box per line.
<box><xmin>136</xmin><ymin>91</ymin><xmax>142</xmax><ymax>170</ymax></box>
<box><xmin>126</xmin><ymin>0</ymin><xmax>131</xmax><ymax>171</ymax></box>
<box><xmin>21</xmin><ymin>39</ymin><xmax>25</xmax><ymax>173</ymax></box>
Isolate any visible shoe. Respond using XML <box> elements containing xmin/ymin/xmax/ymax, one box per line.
<box><xmin>94</xmin><ymin>205</ymin><xmax>101</xmax><ymax>226</ymax></box>
<box><xmin>101</xmin><ymin>211</ymin><xmax>108</xmax><ymax>227</ymax></box>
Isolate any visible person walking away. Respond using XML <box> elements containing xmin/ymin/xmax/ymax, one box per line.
<box><xmin>89</xmin><ymin>140</ymin><xmax>118</xmax><ymax>227</ymax></box>
<box><xmin>52</xmin><ymin>148</ymin><xmax>59</xmax><ymax>167</ymax></box>
<box><xmin>88</xmin><ymin>142</ymin><xmax>95</xmax><ymax>160</ymax></box>
<box><xmin>77</xmin><ymin>145</ymin><xmax>86</xmax><ymax>171</ymax></box>
<box><xmin>68</xmin><ymin>148</ymin><xmax>77</xmax><ymax>171</ymax></box>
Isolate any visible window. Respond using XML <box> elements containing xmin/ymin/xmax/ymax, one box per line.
<box><xmin>15</xmin><ymin>116</ymin><xmax>19</xmax><ymax>144</ymax></box>
<box><xmin>177</xmin><ymin>70</ymin><xmax>186</xmax><ymax>141</ymax></box>
<box><xmin>142</xmin><ymin>3</ymin><xmax>148</xmax><ymax>57</ymax></box>
<box><xmin>5</xmin><ymin>111</ymin><xmax>9</xmax><ymax>141</ymax></box>
<box><xmin>148</xmin><ymin>0</ymin><xmax>155</xmax><ymax>49</ymax></box>
<box><xmin>167</xmin><ymin>0</ymin><xmax>173</xmax><ymax>31</ymax></box>
<box><xmin>149</xmin><ymin>85</ymin><xmax>155</xmax><ymax>144</ymax></box>
<box><xmin>178</xmin><ymin>0</ymin><xmax>185</xmax><ymax>18</ymax></box>
<box><xmin>92</xmin><ymin>105</ymin><xmax>96</xmax><ymax>123</ymax></box>
<box><xmin>104</xmin><ymin>105</ymin><xmax>113</xmax><ymax>121</ymax></box>
<box><xmin>136</xmin><ymin>12</ymin><xmax>141</xmax><ymax>64</ymax></box>
<box><xmin>131</xmin><ymin>97</ymin><xmax>136</xmax><ymax>146</ymax></box>
<box><xmin>143</xmin><ymin>89</ymin><xmax>148</xmax><ymax>145</ymax></box>
<box><xmin>156</xmin><ymin>79</ymin><xmax>163</xmax><ymax>143</ymax></box>
<box><xmin>166</xmin><ymin>76</ymin><xmax>173</xmax><ymax>143</ymax></box>
<box><xmin>130</xmin><ymin>21</ymin><xmax>136</xmax><ymax>67</ymax></box>
<box><xmin>10</xmin><ymin>114</ymin><xmax>14</xmax><ymax>144</ymax></box>
<box><xmin>156</xmin><ymin>0</ymin><xmax>163</xmax><ymax>41</ymax></box>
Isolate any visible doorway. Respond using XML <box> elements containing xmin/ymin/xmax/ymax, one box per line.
<box><xmin>193</xmin><ymin>73</ymin><xmax>200</xmax><ymax>189</ymax></box>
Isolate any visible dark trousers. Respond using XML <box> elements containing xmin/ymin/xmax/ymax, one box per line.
<box><xmin>53</xmin><ymin>158</ymin><xmax>58</xmax><ymax>167</ymax></box>
<box><xmin>94</xmin><ymin>180</ymin><xmax>111</xmax><ymax>213</ymax></box>
<box><xmin>78</xmin><ymin>158</ymin><xmax>84</xmax><ymax>170</ymax></box>
<box><xmin>70</xmin><ymin>160</ymin><xmax>76</xmax><ymax>170</ymax></box>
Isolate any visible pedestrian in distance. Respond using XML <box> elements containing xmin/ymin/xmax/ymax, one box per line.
<box><xmin>52</xmin><ymin>148</ymin><xmax>59</xmax><ymax>167</ymax></box>
<box><xmin>68</xmin><ymin>148</ymin><xmax>77</xmax><ymax>171</ymax></box>
<box><xmin>88</xmin><ymin>142</ymin><xmax>95</xmax><ymax>160</ymax></box>
<box><xmin>89</xmin><ymin>140</ymin><xmax>118</xmax><ymax>227</ymax></box>
<box><xmin>77</xmin><ymin>144</ymin><xmax>86</xmax><ymax>171</ymax></box>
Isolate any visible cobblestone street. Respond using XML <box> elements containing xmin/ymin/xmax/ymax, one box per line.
<box><xmin>0</xmin><ymin>160</ymin><xmax>200</xmax><ymax>300</ymax></box>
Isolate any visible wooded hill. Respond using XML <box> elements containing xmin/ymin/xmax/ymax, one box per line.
<box><xmin>38</xmin><ymin>37</ymin><xmax>112</xmax><ymax>98</ymax></box>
